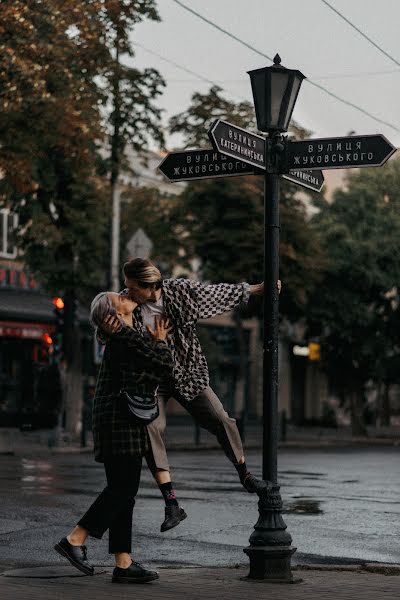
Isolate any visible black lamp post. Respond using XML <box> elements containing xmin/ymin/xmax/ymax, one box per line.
<box><xmin>243</xmin><ymin>54</ymin><xmax>305</xmax><ymax>582</ymax></box>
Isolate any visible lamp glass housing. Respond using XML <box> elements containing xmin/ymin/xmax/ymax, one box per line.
<box><xmin>248</xmin><ymin>61</ymin><xmax>305</xmax><ymax>132</ymax></box>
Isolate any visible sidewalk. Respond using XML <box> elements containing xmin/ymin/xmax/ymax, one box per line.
<box><xmin>1</xmin><ymin>422</ymin><xmax>400</xmax><ymax>456</ymax></box>
<box><xmin>1</xmin><ymin>564</ymin><xmax>400</xmax><ymax>600</ymax></box>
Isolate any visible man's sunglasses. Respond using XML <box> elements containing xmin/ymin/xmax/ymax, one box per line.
<box><xmin>138</xmin><ymin>280</ymin><xmax>163</xmax><ymax>290</ymax></box>
<box><xmin>119</xmin><ymin>281</ymin><xmax>163</xmax><ymax>296</ymax></box>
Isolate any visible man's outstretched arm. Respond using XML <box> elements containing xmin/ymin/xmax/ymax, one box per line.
<box><xmin>173</xmin><ymin>278</ymin><xmax>281</xmax><ymax>321</ymax></box>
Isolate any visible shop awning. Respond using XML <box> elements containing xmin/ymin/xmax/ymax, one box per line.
<box><xmin>0</xmin><ymin>320</ymin><xmax>54</xmax><ymax>339</ymax></box>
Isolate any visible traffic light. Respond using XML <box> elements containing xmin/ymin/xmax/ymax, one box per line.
<box><xmin>308</xmin><ymin>342</ymin><xmax>321</xmax><ymax>361</ymax></box>
<box><xmin>42</xmin><ymin>332</ymin><xmax>53</xmax><ymax>345</ymax></box>
<box><xmin>41</xmin><ymin>331</ymin><xmax>54</xmax><ymax>361</ymax></box>
<box><xmin>52</xmin><ymin>296</ymin><xmax>65</xmax><ymax>361</ymax></box>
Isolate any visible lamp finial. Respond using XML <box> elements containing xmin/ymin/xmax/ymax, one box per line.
<box><xmin>273</xmin><ymin>54</ymin><xmax>281</xmax><ymax>65</ymax></box>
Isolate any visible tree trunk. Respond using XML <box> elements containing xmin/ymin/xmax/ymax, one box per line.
<box><xmin>350</xmin><ymin>385</ymin><xmax>368</xmax><ymax>437</ymax></box>
<box><xmin>62</xmin><ymin>291</ymin><xmax>83</xmax><ymax>441</ymax></box>
<box><xmin>63</xmin><ymin>325</ymin><xmax>83</xmax><ymax>440</ymax></box>
<box><xmin>381</xmin><ymin>382</ymin><xmax>391</xmax><ymax>427</ymax></box>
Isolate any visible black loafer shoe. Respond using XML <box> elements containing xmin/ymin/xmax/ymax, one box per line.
<box><xmin>242</xmin><ymin>473</ymin><xmax>271</xmax><ymax>494</ymax></box>
<box><xmin>112</xmin><ymin>561</ymin><xmax>159</xmax><ymax>583</ymax></box>
<box><xmin>160</xmin><ymin>505</ymin><xmax>187</xmax><ymax>532</ymax></box>
<box><xmin>54</xmin><ymin>537</ymin><xmax>94</xmax><ymax>576</ymax></box>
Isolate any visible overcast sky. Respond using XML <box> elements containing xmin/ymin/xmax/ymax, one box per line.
<box><xmin>130</xmin><ymin>0</ymin><xmax>400</xmax><ymax>150</ymax></box>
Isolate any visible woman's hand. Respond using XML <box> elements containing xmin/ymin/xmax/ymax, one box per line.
<box><xmin>101</xmin><ymin>313</ymin><xmax>123</xmax><ymax>335</ymax></box>
<box><xmin>147</xmin><ymin>317</ymin><xmax>172</xmax><ymax>342</ymax></box>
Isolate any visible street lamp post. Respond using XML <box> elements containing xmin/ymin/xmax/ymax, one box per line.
<box><xmin>243</xmin><ymin>54</ymin><xmax>305</xmax><ymax>582</ymax></box>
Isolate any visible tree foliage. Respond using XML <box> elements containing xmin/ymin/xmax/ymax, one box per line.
<box><xmin>308</xmin><ymin>158</ymin><xmax>400</xmax><ymax>433</ymax></box>
<box><xmin>102</xmin><ymin>1</ymin><xmax>165</xmax><ymax>185</ymax></box>
<box><xmin>0</xmin><ymin>0</ymin><xmax>166</xmax><ymax>299</ymax></box>
<box><xmin>0</xmin><ymin>1</ymin><xmax>167</xmax><ymax>436</ymax></box>
<box><xmin>169</xmin><ymin>86</ymin><xmax>256</xmax><ymax>148</ymax></box>
<box><xmin>0</xmin><ymin>1</ymin><xmax>106</xmax><ymax>191</ymax></box>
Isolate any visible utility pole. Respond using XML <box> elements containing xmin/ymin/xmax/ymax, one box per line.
<box><xmin>110</xmin><ymin>183</ymin><xmax>121</xmax><ymax>291</ymax></box>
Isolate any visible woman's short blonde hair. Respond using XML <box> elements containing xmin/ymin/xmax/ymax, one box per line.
<box><xmin>90</xmin><ymin>291</ymin><xmax>121</xmax><ymax>343</ymax></box>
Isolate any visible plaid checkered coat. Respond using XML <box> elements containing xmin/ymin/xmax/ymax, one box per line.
<box><xmin>92</xmin><ymin>326</ymin><xmax>173</xmax><ymax>462</ymax></box>
<box><xmin>133</xmin><ymin>279</ymin><xmax>250</xmax><ymax>402</ymax></box>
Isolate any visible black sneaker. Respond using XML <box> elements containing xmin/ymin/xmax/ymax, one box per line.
<box><xmin>160</xmin><ymin>505</ymin><xmax>187</xmax><ymax>532</ymax></box>
<box><xmin>112</xmin><ymin>561</ymin><xmax>159</xmax><ymax>584</ymax></box>
<box><xmin>54</xmin><ymin>537</ymin><xmax>94</xmax><ymax>576</ymax></box>
<box><xmin>242</xmin><ymin>473</ymin><xmax>271</xmax><ymax>494</ymax></box>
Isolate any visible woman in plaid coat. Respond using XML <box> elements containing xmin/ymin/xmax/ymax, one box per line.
<box><xmin>55</xmin><ymin>291</ymin><xmax>173</xmax><ymax>584</ymax></box>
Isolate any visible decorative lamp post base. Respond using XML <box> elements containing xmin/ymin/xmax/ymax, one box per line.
<box><xmin>243</xmin><ymin>483</ymin><xmax>301</xmax><ymax>583</ymax></box>
<box><xmin>243</xmin><ymin>545</ymin><xmax>300</xmax><ymax>582</ymax></box>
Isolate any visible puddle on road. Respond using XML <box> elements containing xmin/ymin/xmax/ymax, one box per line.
<box><xmin>341</xmin><ymin>480</ymin><xmax>360</xmax><ymax>484</ymax></box>
<box><xmin>280</xmin><ymin>470</ymin><xmax>326</xmax><ymax>481</ymax></box>
<box><xmin>284</xmin><ymin>497</ymin><xmax>324</xmax><ymax>515</ymax></box>
<box><xmin>0</xmin><ymin>459</ymin><xmax>99</xmax><ymax>497</ymax></box>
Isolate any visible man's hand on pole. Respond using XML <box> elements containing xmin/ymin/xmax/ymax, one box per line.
<box><xmin>249</xmin><ymin>280</ymin><xmax>281</xmax><ymax>296</ymax></box>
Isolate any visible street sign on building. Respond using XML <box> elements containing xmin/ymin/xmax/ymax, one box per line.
<box><xmin>158</xmin><ymin>148</ymin><xmax>255</xmax><ymax>182</ymax></box>
<box><xmin>288</xmin><ymin>134</ymin><xmax>396</xmax><ymax>171</ymax></box>
<box><xmin>208</xmin><ymin>119</ymin><xmax>266</xmax><ymax>170</ymax></box>
<box><xmin>283</xmin><ymin>169</ymin><xmax>324</xmax><ymax>193</ymax></box>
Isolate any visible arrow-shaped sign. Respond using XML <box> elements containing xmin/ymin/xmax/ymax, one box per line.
<box><xmin>158</xmin><ymin>147</ymin><xmax>324</xmax><ymax>192</ymax></box>
<box><xmin>288</xmin><ymin>134</ymin><xmax>396</xmax><ymax>171</ymax></box>
<box><xmin>283</xmin><ymin>169</ymin><xmax>324</xmax><ymax>193</ymax></box>
<box><xmin>208</xmin><ymin>119</ymin><xmax>266</xmax><ymax>170</ymax></box>
<box><xmin>158</xmin><ymin>148</ymin><xmax>256</xmax><ymax>182</ymax></box>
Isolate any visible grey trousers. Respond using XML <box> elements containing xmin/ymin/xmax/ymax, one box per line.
<box><xmin>146</xmin><ymin>386</ymin><xmax>244</xmax><ymax>472</ymax></box>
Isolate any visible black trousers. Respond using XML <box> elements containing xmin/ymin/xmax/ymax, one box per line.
<box><xmin>77</xmin><ymin>456</ymin><xmax>142</xmax><ymax>554</ymax></box>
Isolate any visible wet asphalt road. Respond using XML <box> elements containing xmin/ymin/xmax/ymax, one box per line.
<box><xmin>0</xmin><ymin>447</ymin><xmax>399</xmax><ymax>569</ymax></box>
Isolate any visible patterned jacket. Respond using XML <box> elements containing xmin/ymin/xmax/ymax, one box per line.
<box><xmin>132</xmin><ymin>279</ymin><xmax>250</xmax><ymax>402</ymax></box>
<box><xmin>92</xmin><ymin>326</ymin><xmax>173</xmax><ymax>462</ymax></box>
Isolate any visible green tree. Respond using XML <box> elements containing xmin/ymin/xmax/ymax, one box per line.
<box><xmin>308</xmin><ymin>158</ymin><xmax>400</xmax><ymax>434</ymax></box>
<box><xmin>101</xmin><ymin>1</ymin><xmax>165</xmax><ymax>290</ymax></box>
<box><xmin>0</xmin><ymin>0</ymin><xmax>111</xmax><ymax>436</ymax></box>
<box><xmin>169</xmin><ymin>86</ymin><xmax>256</xmax><ymax>148</ymax></box>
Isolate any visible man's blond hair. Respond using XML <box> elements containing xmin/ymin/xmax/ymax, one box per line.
<box><xmin>123</xmin><ymin>258</ymin><xmax>162</xmax><ymax>282</ymax></box>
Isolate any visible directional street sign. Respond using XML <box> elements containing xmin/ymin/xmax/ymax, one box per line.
<box><xmin>283</xmin><ymin>169</ymin><xmax>324</xmax><ymax>193</ymax></box>
<box><xmin>158</xmin><ymin>147</ymin><xmax>324</xmax><ymax>193</ymax></box>
<box><xmin>288</xmin><ymin>134</ymin><xmax>396</xmax><ymax>171</ymax></box>
<box><xmin>208</xmin><ymin>119</ymin><xmax>266</xmax><ymax>170</ymax></box>
<box><xmin>158</xmin><ymin>148</ymin><xmax>256</xmax><ymax>182</ymax></box>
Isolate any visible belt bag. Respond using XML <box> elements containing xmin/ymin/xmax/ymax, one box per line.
<box><xmin>109</xmin><ymin>339</ymin><xmax>159</xmax><ymax>425</ymax></box>
<box><xmin>119</xmin><ymin>387</ymin><xmax>159</xmax><ymax>425</ymax></box>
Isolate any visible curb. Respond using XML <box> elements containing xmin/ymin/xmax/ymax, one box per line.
<box><xmin>2</xmin><ymin>563</ymin><xmax>400</xmax><ymax>579</ymax></box>
<box><xmin>296</xmin><ymin>563</ymin><xmax>400</xmax><ymax>576</ymax></box>
<box><xmin>1</xmin><ymin>437</ymin><xmax>400</xmax><ymax>457</ymax></box>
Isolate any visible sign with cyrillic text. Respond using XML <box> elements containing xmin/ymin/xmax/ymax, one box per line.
<box><xmin>288</xmin><ymin>135</ymin><xmax>396</xmax><ymax>171</ymax></box>
<box><xmin>158</xmin><ymin>148</ymin><xmax>256</xmax><ymax>182</ymax></box>
<box><xmin>208</xmin><ymin>119</ymin><xmax>266</xmax><ymax>170</ymax></box>
<box><xmin>283</xmin><ymin>169</ymin><xmax>324</xmax><ymax>192</ymax></box>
